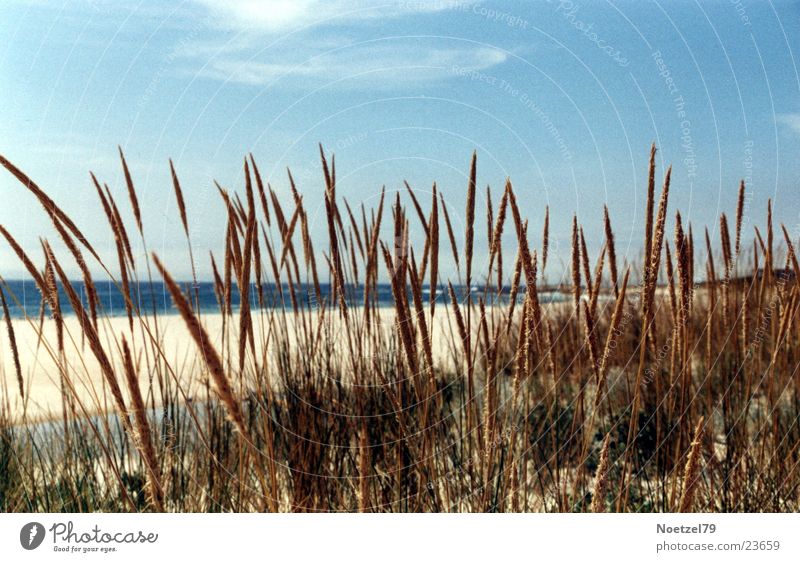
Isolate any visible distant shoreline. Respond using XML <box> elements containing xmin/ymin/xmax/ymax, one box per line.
<box><xmin>0</xmin><ymin>278</ymin><xmax>572</xmax><ymax>319</ymax></box>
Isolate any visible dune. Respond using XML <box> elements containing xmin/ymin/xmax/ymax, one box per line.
<box><xmin>1</xmin><ymin>305</ymin><xmax>489</xmax><ymax>422</ymax></box>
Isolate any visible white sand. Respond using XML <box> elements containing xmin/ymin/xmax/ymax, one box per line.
<box><xmin>1</xmin><ymin>305</ymin><xmax>496</xmax><ymax>422</ymax></box>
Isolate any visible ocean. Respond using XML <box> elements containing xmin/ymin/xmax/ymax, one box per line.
<box><xmin>0</xmin><ymin>279</ymin><xmax>569</xmax><ymax>319</ymax></box>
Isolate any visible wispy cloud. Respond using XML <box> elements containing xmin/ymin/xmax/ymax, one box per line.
<box><xmin>193</xmin><ymin>43</ymin><xmax>506</xmax><ymax>87</ymax></box>
<box><xmin>177</xmin><ymin>1</ymin><xmax>503</xmax><ymax>89</ymax></box>
<box><xmin>777</xmin><ymin>113</ymin><xmax>800</xmax><ymax>135</ymax></box>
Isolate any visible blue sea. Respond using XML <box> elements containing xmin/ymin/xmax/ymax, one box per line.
<box><xmin>0</xmin><ymin>279</ymin><xmax>569</xmax><ymax>319</ymax></box>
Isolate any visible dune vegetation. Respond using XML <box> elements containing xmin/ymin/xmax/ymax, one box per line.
<box><xmin>0</xmin><ymin>144</ymin><xmax>798</xmax><ymax>512</ymax></box>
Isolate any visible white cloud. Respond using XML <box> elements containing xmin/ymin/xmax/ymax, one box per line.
<box><xmin>192</xmin><ymin>0</ymin><xmax>465</xmax><ymax>33</ymax></box>
<box><xmin>193</xmin><ymin>43</ymin><xmax>506</xmax><ymax>87</ymax></box>
<box><xmin>777</xmin><ymin>113</ymin><xmax>800</xmax><ymax>135</ymax></box>
<box><xmin>180</xmin><ymin>1</ymin><xmax>503</xmax><ymax>89</ymax></box>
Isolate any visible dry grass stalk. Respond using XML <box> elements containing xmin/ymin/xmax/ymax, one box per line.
<box><xmin>320</xmin><ymin>146</ymin><xmax>348</xmax><ymax>317</ymax></box>
<box><xmin>720</xmin><ymin>213</ymin><xmax>733</xmax><ymax>320</ymax></box>
<box><xmin>170</xmin><ymin>159</ymin><xmax>189</xmax><ymax>237</ymax></box>
<box><xmin>170</xmin><ymin>160</ymin><xmax>199</xmax><ymax>310</ymax></box>
<box><xmin>404</xmin><ymin>180</ymin><xmax>429</xmax><ymax>234</ymax></box>
<box><xmin>643</xmin><ymin>143</ymin><xmax>657</xmax><ymax>294</ymax></box>
<box><xmin>465</xmin><ymin>151</ymin><xmax>477</xmax><ymax>291</ymax></box>
<box><xmin>542</xmin><ymin>205</ymin><xmax>549</xmax><ymax>276</ymax></box>
<box><xmin>596</xmin><ymin>268</ymin><xmax>630</xmax><ymax>405</ymax></box>
<box><xmin>488</xmin><ymin>187</ymin><xmax>509</xmax><ymax>281</ymax></box>
<box><xmin>675</xmin><ymin>212</ymin><xmax>691</xmax><ymax>320</ymax></box>
<box><xmin>0</xmin><ymin>286</ymin><xmax>23</xmax><ymax>400</ymax></box>
<box><xmin>604</xmin><ymin>205</ymin><xmax>618</xmax><ymax>297</ymax></box>
<box><xmin>429</xmin><ymin>184</ymin><xmax>439</xmax><ymax>315</ymax></box>
<box><xmin>571</xmin><ymin>215</ymin><xmax>581</xmax><ymax>318</ymax></box>
<box><xmin>583</xmin><ymin>300</ymin><xmax>600</xmax><ymax>383</ymax></box>
<box><xmin>782</xmin><ymin>224</ymin><xmax>800</xmax><ymax>282</ymax></box>
<box><xmin>439</xmin><ymin>192</ymin><xmax>460</xmax><ymax>274</ymax></box>
<box><xmin>589</xmin><ymin>245</ymin><xmax>606</xmax><ymax>317</ymax></box>
<box><xmin>0</xmin><ymin>225</ymin><xmax>47</xmax><ymax>297</ymax></box>
<box><xmin>118</xmin><ymin>147</ymin><xmax>143</xmax><ymax>235</ymax></box>
<box><xmin>506</xmin><ymin>221</ymin><xmax>525</xmax><ymax>330</ymax></box>
<box><xmin>41</xmin><ymin>243</ymin><xmax>64</xmax><ymax>352</ymax></box>
<box><xmin>250</xmin><ymin>154</ymin><xmax>272</xmax><ymax>227</ymax></box>
<box><xmin>358</xmin><ymin>420</ymin><xmax>370</xmax><ymax>513</ymax></box>
<box><xmin>767</xmin><ymin>199</ymin><xmax>774</xmax><ymax>274</ymax></box>
<box><xmin>678</xmin><ymin>417</ymin><xmax>705</xmax><ymax>512</ymax></box>
<box><xmin>121</xmin><ymin>336</ymin><xmax>163</xmax><ymax>511</ymax></box>
<box><xmin>665</xmin><ymin>242</ymin><xmax>678</xmax><ymax>324</ymax></box>
<box><xmin>105</xmin><ymin>184</ymin><xmax>135</xmax><ymax>269</ymax></box>
<box><xmin>580</xmin><ymin>227</ymin><xmax>592</xmax><ymax>300</ymax></box>
<box><xmin>590</xmin><ymin>434</ymin><xmax>612</xmax><ymax>513</ymax></box>
<box><xmin>237</xmin><ymin>163</ymin><xmax>257</xmax><ymax>372</ymax></box>
<box><xmin>93</xmin><ymin>178</ymin><xmax>133</xmax><ymax>328</ymax></box>
<box><xmin>735</xmin><ymin>180</ymin><xmax>745</xmax><ymax>257</ymax></box>
<box><xmin>646</xmin><ymin>166</ymin><xmax>672</xmax><ymax>313</ymax></box>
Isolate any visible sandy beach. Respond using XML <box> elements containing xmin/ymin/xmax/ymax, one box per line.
<box><xmin>1</xmin><ymin>305</ymin><xmax>495</xmax><ymax>422</ymax></box>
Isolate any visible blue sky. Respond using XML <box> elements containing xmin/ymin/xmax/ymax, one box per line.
<box><xmin>1</xmin><ymin>0</ymin><xmax>799</xmax><ymax>282</ymax></box>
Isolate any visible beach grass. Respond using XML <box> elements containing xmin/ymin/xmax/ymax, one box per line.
<box><xmin>1</xmin><ymin>145</ymin><xmax>799</xmax><ymax>512</ymax></box>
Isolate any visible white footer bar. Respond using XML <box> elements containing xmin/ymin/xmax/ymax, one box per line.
<box><xmin>2</xmin><ymin>513</ymin><xmax>797</xmax><ymax>561</ymax></box>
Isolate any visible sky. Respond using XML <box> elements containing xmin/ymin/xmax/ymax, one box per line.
<box><xmin>1</xmin><ymin>0</ymin><xmax>799</xmax><ymax>283</ymax></box>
